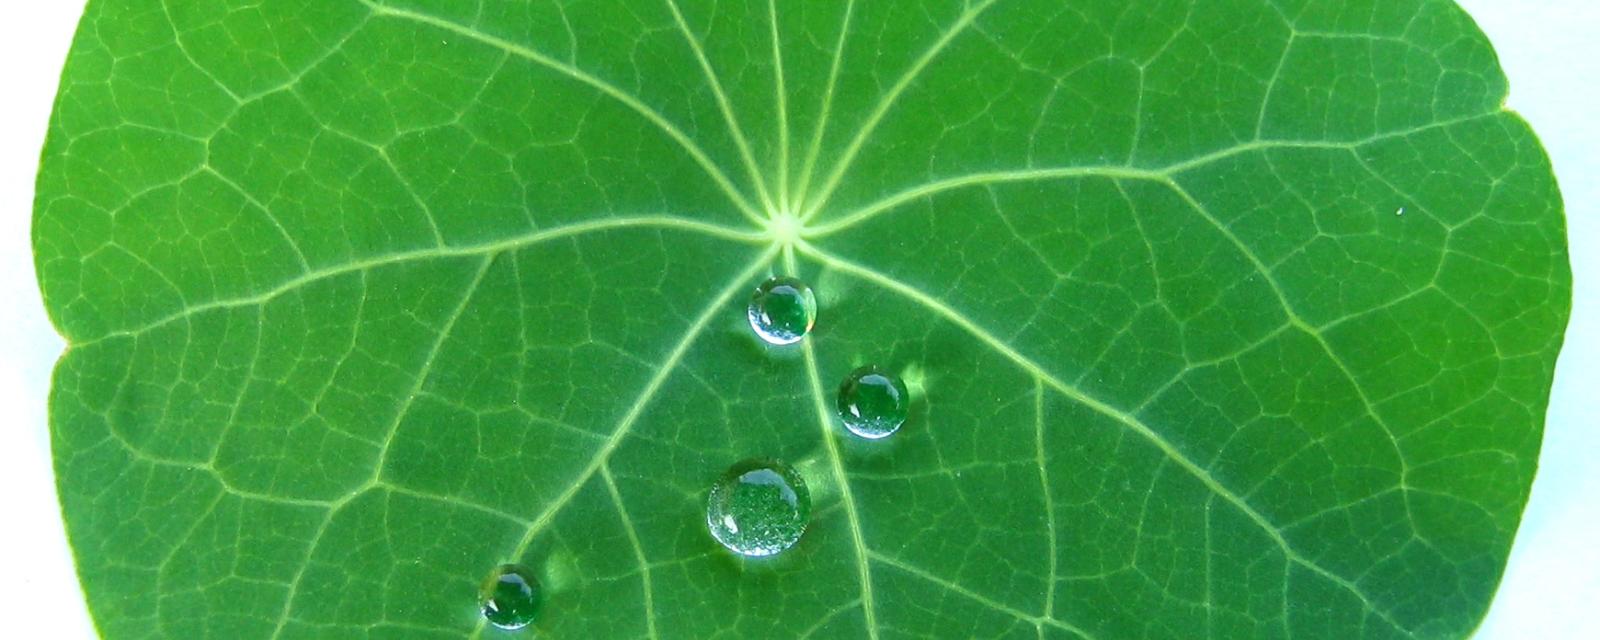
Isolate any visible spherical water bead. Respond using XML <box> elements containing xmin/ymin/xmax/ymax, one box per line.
<box><xmin>706</xmin><ymin>458</ymin><xmax>811</xmax><ymax>557</ymax></box>
<box><xmin>836</xmin><ymin>365</ymin><xmax>909</xmax><ymax>439</ymax></box>
<box><xmin>480</xmin><ymin>564</ymin><xmax>541</xmax><ymax>630</ymax></box>
<box><xmin>747</xmin><ymin>276</ymin><xmax>816</xmax><ymax>345</ymax></box>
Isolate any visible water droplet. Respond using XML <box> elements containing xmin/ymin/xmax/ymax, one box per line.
<box><xmin>747</xmin><ymin>276</ymin><xmax>816</xmax><ymax>345</ymax></box>
<box><xmin>1395</xmin><ymin>206</ymin><xmax>1406</xmax><ymax>216</ymax></box>
<box><xmin>706</xmin><ymin>458</ymin><xmax>810</xmax><ymax>557</ymax></box>
<box><xmin>836</xmin><ymin>365</ymin><xmax>910</xmax><ymax>439</ymax></box>
<box><xmin>480</xmin><ymin>564</ymin><xmax>541</xmax><ymax>630</ymax></box>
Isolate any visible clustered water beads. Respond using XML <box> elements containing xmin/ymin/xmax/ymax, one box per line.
<box><xmin>480</xmin><ymin>564</ymin><xmax>542</xmax><ymax>630</ymax></box>
<box><xmin>837</xmin><ymin>365</ymin><xmax>910</xmax><ymax>439</ymax></box>
<box><xmin>747</xmin><ymin>276</ymin><xmax>817</xmax><ymax>345</ymax></box>
<box><xmin>706</xmin><ymin>458</ymin><xmax>811</xmax><ymax>557</ymax></box>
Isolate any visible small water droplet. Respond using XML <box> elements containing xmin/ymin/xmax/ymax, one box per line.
<box><xmin>480</xmin><ymin>564</ymin><xmax>541</xmax><ymax>630</ymax></box>
<box><xmin>747</xmin><ymin>276</ymin><xmax>816</xmax><ymax>345</ymax></box>
<box><xmin>706</xmin><ymin>458</ymin><xmax>810</xmax><ymax>557</ymax></box>
<box><xmin>1395</xmin><ymin>206</ymin><xmax>1406</xmax><ymax>216</ymax></box>
<box><xmin>836</xmin><ymin>365</ymin><xmax>910</xmax><ymax>439</ymax></box>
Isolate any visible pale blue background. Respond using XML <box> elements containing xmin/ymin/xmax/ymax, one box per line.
<box><xmin>0</xmin><ymin>2</ymin><xmax>1592</xmax><ymax>637</ymax></box>
<box><xmin>1456</xmin><ymin>1</ymin><xmax>1597</xmax><ymax>637</ymax></box>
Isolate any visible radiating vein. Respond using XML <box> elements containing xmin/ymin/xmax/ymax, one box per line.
<box><xmin>787</xmin><ymin>246</ymin><xmax>881</xmax><ymax>640</ymax></box>
<box><xmin>664</xmin><ymin>0</ymin><xmax>779</xmax><ymax>216</ymax></box>
<box><xmin>797</xmin><ymin>242</ymin><xmax>1411</xmax><ymax>635</ymax></box>
<box><xmin>77</xmin><ymin>215</ymin><xmax>764</xmax><ymax>346</ymax></box>
<box><xmin>359</xmin><ymin>0</ymin><xmax>767</xmax><ymax>225</ymax></box>
<box><xmin>808</xmin><ymin>165</ymin><xmax>1164</xmax><ymax>238</ymax></box>
<box><xmin>793</xmin><ymin>0</ymin><xmax>855</xmax><ymax>213</ymax></box>
<box><xmin>807</xmin><ymin>111</ymin><xmax>1503</xmax><ymax>239</ymax></box>
<box><xmin>601</xmin><ymin>465</ymin><xmax>659</xmax><ymax>640</ymax></box>
<box><xmin>801</xmin><ymin>0</ymin><xmax>1000</xmax><ymax>220</ymax></box>
<box><xmin>463</xmin><ymin>246</ymin><xmax>778</xmax><ymax>638</ymax></box>
<box><xmin>268</xmin><ymin>253</ymin><xmax>494</xmax><ymax>640</ymax></box>
<box><xmin>768</xmin><ymin>0</ymin><xmax>791</xmax><ymax>209</ymax></box>
<box><xmin>42</xmin><ymin>0</ymin><xmax>1562</xmax><ymax>636</ymax></box>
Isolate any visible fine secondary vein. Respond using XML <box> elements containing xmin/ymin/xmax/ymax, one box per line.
<box><xmin>268</xmin><ymin>253</ymin><xmax>494</xmax><ymax>640</ymax></box>
<box><xmin>361</xmin><ymin>0</ymin><xmax>768</xmax><ymax>225</ymax></box>
<box><xmin>665</xmin><ymin>0</ymin><xmax>780</xmax><ymax>216</ymax></box>
<box><xmin>796</xmin><ymin>241</ymin><xmax>1410</xmax><ymax>635</ymax></box>
<box><xmin>769</xmin><ymin>0</ymin><xmax>792</xmax><ymax>209</ymax></box>
<box><xmin>78</xmin><ymin>215</ymin><xmax>764</xmax><ymax>347</ymax></box>
<box><xmin>792</xmin><ymin>0</ymin><xmax>855</xmax><ymax>213</ymax></box>
<box><xmin>801</xmin><ymin>0</ymin><xmax>1001</xmax><ymax>220</ymax></box>
<box><xmin>786</xmin><ymin>246</ymin><xmax>881</xmax><ymax>640</ymax></box>
<box><xmin>463</xmin><ymin>246</ymin><xmax>778</xmax><ymax>638</ymax></box>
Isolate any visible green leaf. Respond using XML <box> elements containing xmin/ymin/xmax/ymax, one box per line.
<box><xmin>33</xmin><ymin>0</ymin><xmax>1570</xmax><ymax>638</ymax></box>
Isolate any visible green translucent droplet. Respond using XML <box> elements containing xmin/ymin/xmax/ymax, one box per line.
<box><xmin>837</xmin><ymin>365</ymin><xmax>910</xmax><ymax>440</ymax></box>
<box><xmin>747</xmin><ymin>276</ymin><xmax>816</xmax><ymax>345</ymax></box>
<box><xmin>480</xmin><ymin>564</ymin><xmax>541</xmax><ymax>630</ymax></box>
<box><xmin>706</xmin><ymin>458</ymin><xmax>810</xmax><ymax>557</ymax></box>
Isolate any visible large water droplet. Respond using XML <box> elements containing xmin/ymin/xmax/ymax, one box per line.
<box><xmin>706</xmin><ymin>458</ymin><xmax>810</xmax><ymax>557</ymax></box>
<box><xmin>747</xmin><ymin>276</ymin><xmax>816</xmax><ymax>345</ymax></box>
<box><xmin>836</xmin><ymin>365</ymin><xmax>910</xmax><ymax>439</ymax></box>
<box><xmin>480</xmin><ymin>564</ymin><xmax>541</xmax><ymax>630</ymax></box>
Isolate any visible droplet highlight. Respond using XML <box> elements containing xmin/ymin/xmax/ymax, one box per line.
<box><xmin>747</xmin><ymin>276</ymin><xmax>816</xmax><ymax>345</ymax></box>
<box><xmin>836</xmin><ymin>365</ymin><xmax>910</xmax><ymax>439</ymax></box>
<box><xmin>706</xmin><ymin>458</ymin><xmax>811</xmax><ymax>557</ymax></box>
<box><xmin>480</xmin><ymin>564</ymin><xmax>541</xmax><ymax>631</ymax></box>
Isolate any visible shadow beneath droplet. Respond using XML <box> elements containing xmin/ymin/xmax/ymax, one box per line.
<box><xmin>836</xmin><ymin>425</ymin><xmax>907</xmax><ymax>460</ymax></box>
<box><xmin>708</xmin><ymin>316</ymin><xmax>807</xmax><ymax>368</ymax></box>
<box><xmin>704</xmin><ymin>531</ymin><xmax>812</xmax><ymax>576</ymax></box>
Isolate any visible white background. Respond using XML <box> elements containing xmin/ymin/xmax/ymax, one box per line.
<box><xmin>0</xmin><ymin>2</ymin><xmax>1592</xmax><ymax>637</ymax></box>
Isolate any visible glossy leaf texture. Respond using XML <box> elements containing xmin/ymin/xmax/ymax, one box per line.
<box><xmin>33</xmin><ymin>0</ymin><xmax>1570</xmax><ymax>638</ymax></box>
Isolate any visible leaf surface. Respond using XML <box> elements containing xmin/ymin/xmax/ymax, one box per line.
<box><xmin>34</xmin><ymin>0</ymin><xmax>1570</xmax><ymax>638</ymax></box>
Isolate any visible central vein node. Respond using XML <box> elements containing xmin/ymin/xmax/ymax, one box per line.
<box><xmin>766</xmin><ymin>211</ymin><xmax>805</xmax><ymax>246</ymax></box>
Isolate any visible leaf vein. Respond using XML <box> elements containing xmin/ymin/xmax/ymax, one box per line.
<box><xmin>462</xmin><ymin>247</ymin><xmax>778</xmax><ymax>638</ymax></box>
<box><xmin>664</xmin><ymin>0</ymin><xmax>779</xmax><ymax>216</ymax></box>
<box><xmin>792</xmin><ymin>0</ymin><xmax>855</xmax><ymax>212</ymax></box>
<box><xmin>808</xmin><ymin>111</ymin><xmax>1502</xmax><ymax>238</ymax></box>
<box><xmin>868</xmin><ymin>551</ymin><xmax>1097</xmax><ymax>639</ymax></box>
<box><xmin>768</xmin><ymin>0</ymin><xmax>791</xmax><ymax>209</ymax></box>
<box><xmin>360</xmin><ymin>0</ymin><xmax>768</xmax><ymax>225</ymax></box>
<box><xmin>268</xmin><ymin>253</ymin><xmax>493</xmax><ymax>640</ymax></box>
<box><xmin>602</xmin><ymin>465</ymin><xmax>660</xmax><ymax>640</ymax></box>
<box><xmin>788</xmin><ymin>246</ymin><xmax>881</xmax><ymax>640</ymax></box>
<box><xmin>76</xmin><ymin>216</ymin><xmax>763</xmax><ymax>347</ymax></box>
<box><xmin>801</xmin><ymin>0</ymin><xmax>1001</xmax><ymax>219</ymax></box>
<box><xmin>798</xmin><ymin>242</ymin><xmax>1411</xmax><ymax>636</ymax></box>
